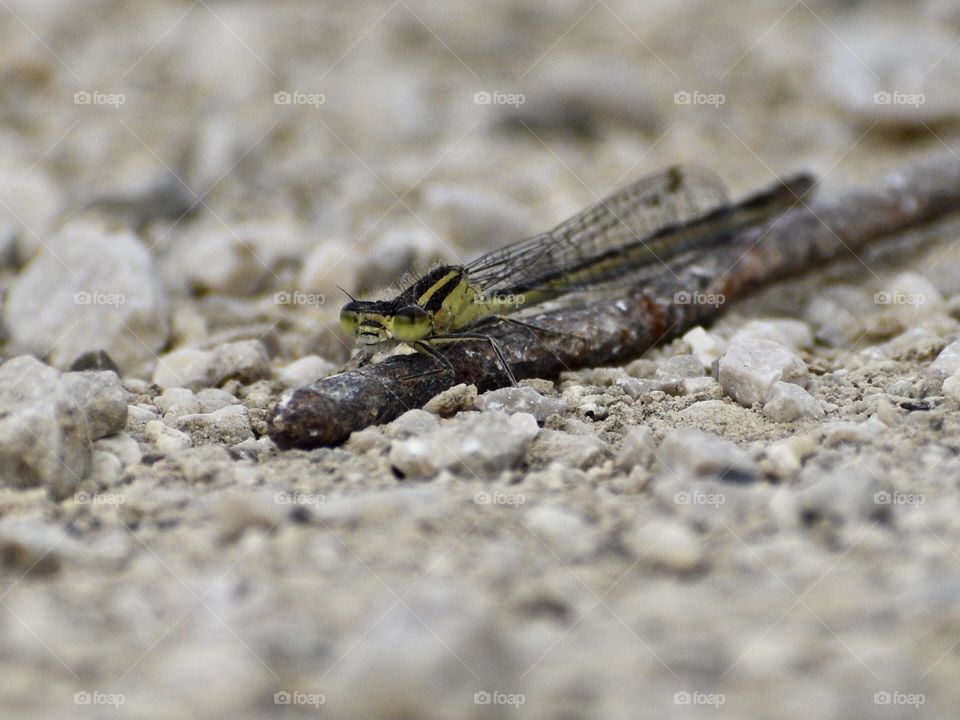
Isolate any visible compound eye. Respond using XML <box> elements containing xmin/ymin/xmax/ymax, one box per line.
<box><xmin>393</xmin><ymin>305</ymin><xmax>429</xmax><ymax>341</ymax></box>
<box><xmin>339</xmin><ymin>307</ymin><xmax>358</xmax><ymax>336</ymax></box>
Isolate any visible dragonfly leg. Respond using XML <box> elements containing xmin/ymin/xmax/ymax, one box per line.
<box><xmin>421</xmin><ymin>333</ymin><xmax>519</xmax><ymax>386</ymax></box>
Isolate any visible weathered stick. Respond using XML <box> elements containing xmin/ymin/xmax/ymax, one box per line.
<box><xmin>269</xmin><ymin>154</ymin><xmax>960</xmax><ymax>449</ymax></box>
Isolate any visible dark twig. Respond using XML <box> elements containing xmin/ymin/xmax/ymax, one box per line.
<box><xmin>270</xmin><ymin>153</ymin><xmax>960</xmax><ymax>449</ymax></box>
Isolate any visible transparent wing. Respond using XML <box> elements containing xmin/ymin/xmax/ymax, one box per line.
<box><xmin>465</xmin><ymin>165</ymin><xmax>730</xmax><ymax>294</ymax></box>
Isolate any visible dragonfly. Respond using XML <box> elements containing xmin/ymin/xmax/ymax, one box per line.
<box><xmin>339</xmin><ymin>165</ymin><xmax>814</xmax><ymax>383</ymax></box>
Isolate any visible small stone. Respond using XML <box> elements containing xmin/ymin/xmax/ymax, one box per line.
<box><xmin>386</xmin><ymin>409</ymin><xmax>440</xmax><ymax>438</ymax></box>
<box><xmin>0</xmin><ymin>164</ymin><xmax>61</xmax><ymax>262</ymax></box>
<box><xmin>2</xmin><ymin>221</ymin><xmax>168</xmax><ymax>372</ymax></box>
<box><xmin>297</xmin><ymin>239</ymin><xmax>360</xmax><ymax>303</ymax></box>
<box><xmin>805</xmin><ymin>286</ymin><xmax>874</xmax><ymax>347</ymax></box>
<box><xmin>152</xmin><ymin>348</ymin><xmax>213</xmax><ymax>390</ymax></box>
<box><xmin>125</xmin><ymin>404</ymin><xmax>160</xmax><ymax>435</ymax></box>
<box><xmin>682</xmin><ymin>327</ymin><xmax>725</xmax><ymax>369</ymax></box>
<box><xmin>622</xmin><ymin>519</ymin><xmax>704</xmax><ymax>573</ymax></box>
<box><xmin>718</xmin><ymin>339</ymin><xmax>809</xmax><ymax>407</ymax></box>
<box><xmin>423</xmin><ymin>383</ymin><xmax>478</xmax><ymax>417</ymax></box>
<box><xmin>274</xmin><ymin>355</ymin><xmax>337</xmax><ymax>389</ymax></box>
<box><xmin>154</xmin><ymin>387</ymin><xmax>200</xmax><ymax>418</ymax></box>
<box><xmin>388</xmin><ymin>412</ymin><xmax>539</xmax><ymax>479</ymax></box>
<box><xmin>68</xmin><ymin>350</ymin><xmax>121</xmax><ymax>373</ymax></box>
<box><xmin>763</xmin><ymin>381</ymin><xmax>824</xmax><ymax>422</ymax></box>
<box><xmin>145</xmin><ymin>420</ymin><xmax>192</xmax><ymax>454</ymax></box>
<box><xmin>797</xmin><ymin>464</ymin><xmax>885</xmax><ymax>525</ymax></box>
<box><xmin>875</xmin><ymin>272</ymin><xmax>945</xmax><ymax>321</ymax></box>
<box><xmin>176</xmin><ymin>218</ymin><xmax>304</xmax><ymax>295</ymax></box>
<box><xmin>657</xmin><ymin>429</ymin><xmax>758</xmax><ymax>483</ymax></box>
<box><xmin>208</xmin><ymin>340</ymin><xmax>270</xmax><ymax>386</ymax></box>
<box><xmin>524</xmin><ymin>504</ymin><xmax>597</xmax><ymax>558</ymax></box>
<box><xmin>214</xmin><ymin>493</ymin><xmax>283</xmax><ymax>544</ymax></box>
<box><xmin>0</xmin><ymin>356</ymin><xmax>91</xmax><ymax>497</ymax></box>
<box><xmin>614</xmin><ymin>426</ymin><xmax>655</xmax><ymax>471</ymax></box>
<box><xmin>173</xmin><ymin>405</ymin><xmax>253</xmax><ymax>445</ymax></box>
<box><xmin>655</xmin><ymin>354</ymin><xmax>704</xmax><ymax>380</ymax></box>
<box><xmin>762</xmin><ymin>435</ymin><xmax>817</xmax><ymax>479</ymax></box>
<box><xmin>943</xmin><ymin>371</ymin><xmax>960</xmax><ymax>401</ymax></box>
<box><xmin>820</xmin><ymin>419</ymin><xmax>881</xmax><ymax>445</ymax></box>
<box><xmin>0</xmin><ymin>518</ymin><xmax>72</xmax><ymax>575</ymax></box>
<box><xmin>476</xmin><ymin>386</ymin><xmax>566</xmax><ymax>422</ymax></box>
<box><xmin>927</xmin><ymin>340</ymin><xmax>960</xmax><ymax>392</ymax></box>
<box><xmin>195</xmin><ymin>388</ymin><xmax>239</xmax><ymax>414</ymax></box>
<box><xmin>93</xmin><ymin>433</ymin><xmax>142</xmax><ymax>468</ymax></box>
<box><xmin>529</xmin><ymin>429</ymin><xmax>604</xmax><ymax>469</ymax></box>
<box><xmin>730</xmin><ymin>319</ymin><xmax>814</xmax><ymax>351</ymax></box>
<box><xmin>615</xmin><ymin>376</ymin><xmax>680</xmax><ymax>399</ymax></box>
<box><xmin>682</xmin><ymin>376</ymin><xmax>719</xmax><ymax>395</ymax></box>
<box><xmin>874</xmin><ymin>398</ymin><xmax>901</xmax><ymax>427</ymax></box>
<box><xmin>61</xmin><ymin>370</ymin><xmax>129</xmax><ymax>439</ymax></box>
<box><xmin>91</xmin><ymin>450</ymin><xmax>123</xmax><ymax>485</ymax></box>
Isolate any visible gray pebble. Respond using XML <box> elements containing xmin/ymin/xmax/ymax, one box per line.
<box><xmin>614</xmin><ymin>426</ymin><xmax>656</xmax><ymax>471</ymax></box>
<box><xmin>477</xmin><ymin>386</ymin><xmax>566</xmax><ymax>422</ymax></box>
<box><xmin>529</xmin><ymin>429</ymin><xmax>605</xmax><ymax>469</ymax></box>
<box><xmin>61</xmin><ymin>370</ymin><xmax>129</xmax><ymax>439</ymax></box>
<box><xmin>657</xmin><ymin>429</ymin><xmax>759</xmax><ymax>483</ymax></box>
<box><xmin>274</xmin><ymin>355</ymin><xmax>337</xmax><ymax>389</ymax></box>
<box><xmin>388</xmin><ymin>412</ymin><xmax>539</xmax><ymax>479</ymax></box>
<box><xmin>0</xmin><ymin>356</ymin><xmax>91</xmax><ymax>497</ymax></box>
<box><xmin>173</xmin><ymin>405</ymin><xmax>253</xmax><ymax>446</ymax></box>
<box><xmin>207</xmin><ymin>340</ymin><xmax>270</xmax><ymax>386</ymax></box>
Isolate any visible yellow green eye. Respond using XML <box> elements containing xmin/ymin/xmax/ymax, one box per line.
<box><xmin>339</xmin><ymin>308</ymin><xmax>358</xmax><ymax>336</ymax></box>
<box><xmin>392</xmin><ymin>305</ymin><xmax>429</xmax><ymax>341</ymax></box>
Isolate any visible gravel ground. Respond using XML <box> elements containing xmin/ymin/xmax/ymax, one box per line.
<box><xmin>2</xmin><ymin>1</ymin><xmax>960</xmax><ymax>718</ymax></box>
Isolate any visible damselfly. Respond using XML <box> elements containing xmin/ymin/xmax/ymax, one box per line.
<box><xmin>339</xmin><ymin>166</ymin><xmax>814</xmax><ymax>383</ymax></box>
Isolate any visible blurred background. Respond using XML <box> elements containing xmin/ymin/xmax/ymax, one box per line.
<box><xmin>2</xmin><ymin>1</ymin><xmax>960</xmax><ymax>718</ymax></box>
<box><xmin>3</xmin><ymin>0</ymin><xmax>959</xmax><ymax>372</ymax></box>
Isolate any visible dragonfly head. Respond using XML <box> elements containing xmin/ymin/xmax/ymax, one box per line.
<box><xmin>339</xmin><ymin>301</ymin><xmax>432</xmax><ymax>345</ymax></box>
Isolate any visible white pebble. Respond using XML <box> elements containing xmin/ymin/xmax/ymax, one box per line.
<box><xmin>718</xmin><ymin>339</ymin><xmax>809</xmax><ymax>407</ymax></box>
<box><xmin>763</xmin><ymin>381</ymin><xmax>824</xmax><ymax>422</ymax></box>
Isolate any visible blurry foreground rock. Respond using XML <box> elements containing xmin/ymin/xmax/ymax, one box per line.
<box><xmin>2</xmin><ymin>221</ymin><xmax>169</xmax><ymax>373</ymax></box>
<box><xmin>0</xmin><ymin>355</ymin><xmax>127</xmax><ymax>498</ymax></box>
